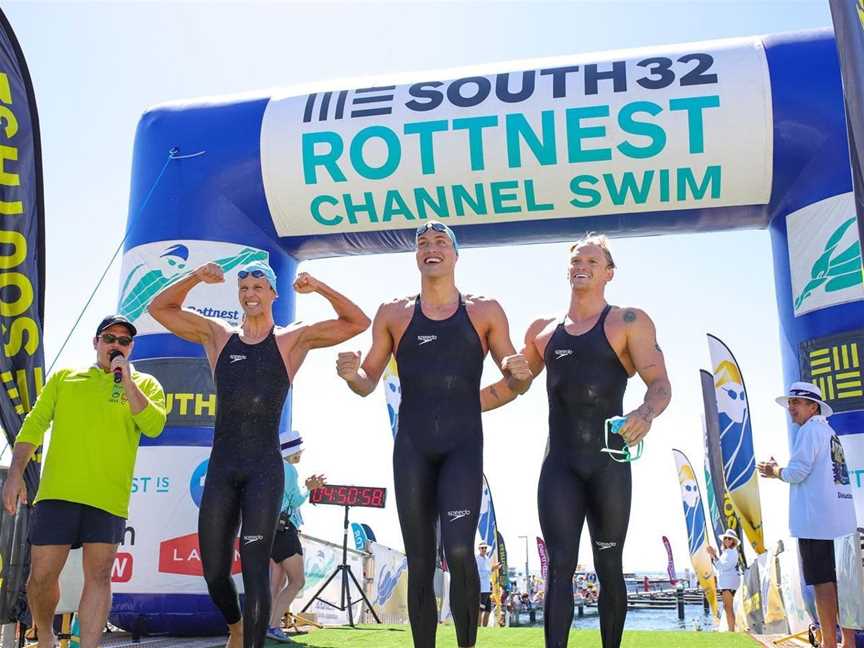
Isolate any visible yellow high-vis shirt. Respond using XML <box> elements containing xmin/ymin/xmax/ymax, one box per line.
<box><xmin>16</xmin><ymin>365</ymin><xmax>167</xmax><ymax>519</ymax></box>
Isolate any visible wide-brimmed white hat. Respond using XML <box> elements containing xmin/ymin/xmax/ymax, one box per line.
<box><xmin>775</xmin><ymin>381</ymin><xmax>833</xmax><ymax>417</ymax></box>
<box><xmin>279</xmin><ymin>429</ymin><xmax>304</xmax><ymax>458</ymax></box>
<box><xmin>720</xmin><ymin>529</ymin><xmax>740</xmax><ymax>546</ymax></box>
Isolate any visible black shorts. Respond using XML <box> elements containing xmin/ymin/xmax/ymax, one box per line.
<box><xmin>271</xmin><ymin>522</ymin><xmax>303</xmax><ymax>563</ymax></box>
<box><xmin>798</xmin><ymin>538</ymin><xmax>836</xmax><ymax>586</ymax></box>
<box><xmin>479</xmin><ymin>592</ymin><xmax>492</xmax><ymax>611</ymax></box>
<box><xmin>30</xmin><ymin>500</ymin><xmax>126</xmax><ymax>548</ymax></box>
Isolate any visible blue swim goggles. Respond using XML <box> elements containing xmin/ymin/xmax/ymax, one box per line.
<box><xmin>601</xmin><ymin>416</ymin><xmax>644</xmax><ymax>463</ymax></box>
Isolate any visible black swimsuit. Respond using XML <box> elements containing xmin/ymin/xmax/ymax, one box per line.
<box><xmin>538</xmin><ymin>306</ymin><xmax>632</xmax><ymax>648</ymax></box>
<box><xmin>393</xmin><ymin>296</ymin><xmax>485</xmax><ymax>648</ymax></box>
<box><xmin>198</xmin><ymin>331</ymin><xmax>290</xmax><ymax>648</ymax></box>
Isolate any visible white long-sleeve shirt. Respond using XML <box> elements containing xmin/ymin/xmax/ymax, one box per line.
<box><xmin>781</xmin><ymin>415</ymin><xmax>857</xmax><ymax>540</ymax></box>
<box><xmin>715</xmin><ymin>549</ymin><xmax>741</xmax><ymax>590</ymax></box>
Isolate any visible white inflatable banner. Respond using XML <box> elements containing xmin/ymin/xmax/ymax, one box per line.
<box><xmin>261</xmin><ymin>38</ymin><xmax>772</xmax><ymax>236</ymax></box>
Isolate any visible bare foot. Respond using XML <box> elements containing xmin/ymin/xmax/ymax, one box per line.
<box><xmin>226</xmin><ymin>627</ymin><xmax>243</xmax><ymax>648</ymax></box>
<box><xmin>37</xmin><ymin>634</ymin><xmax>57</xmax><ymax>648</ymax></box>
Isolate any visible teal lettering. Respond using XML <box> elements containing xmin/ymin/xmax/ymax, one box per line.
<box><xmin>349</xmin><ymin>126</ymin><xmax>401</xmax><ymax>180</ymax></box>
<box><xmin>565</xmin><ymin>105</ymin><xmax>612</xmax><ymax>163</ymax></box>
<box><xmin>604</xmin><ymin>170</ymin><xmax>654</xmax><ymax>205</ymax></box>
<box><xmin>525</xmin><ymin>180</ymin><xmax>554</xmax><ymax>211</ymax></box>
<box><xmin>677</xmin><ymin>165</ymin><xmax>721</xmax><ymax>200</ymax></box>
<box><xmin>452</xmin><ymin>183</ymin><xmax>488</xmax><ymax>216</ymax></box>
<box><xmin>302</xmin><ymin>132</ymin><xmax>346</xmax><ymax>184</ymax></box>
<box><xmin>414</xmin><ymin>186</ymin><xmax>450</xmax><ymax>219</ymax></box>
<box><xmin>617</xmin><ymin>101</ymin><xmax>665</xmax><ymax>159</ymax></box>
<box><xmin>404</xmin><ymin>120</ymin><xmax>449</xmax><ymax>175</ymax></box>
<box><xmin>343</xmin><ymin>192</ymin><xmax>378</xmax><ymax>224</ymax></box>
<box><xmin>490</xmin><ymin>181</ymin><xmax>521</xmax><ymax>214</ymax></box>
<box><xmin>310</xmin><ymin>195</ymin><xmax>342</xmax><ymax>226</ymax></box>
<box><xmin>452</xmin><ymin>116</ymin><xmax>499</xmax><ymax>171</ymax></box>
<box><xmin>505</xmin><ymin>111</ymin><xmax>557</xmax><ymax>168</ymax></box>
<box><xmin>669</xmin><ymin>95</ymin><xmax>720</xmax><ymax>154</ymax></box>
<box><xmin>382</xmin><ymin>190</ymin><xmax>416</xmax><ymax>222</ymax></box>
<box><xmin>569</xmin><ymin>175</ymin><xmax>602</xmax><ymax>208</ymax></box>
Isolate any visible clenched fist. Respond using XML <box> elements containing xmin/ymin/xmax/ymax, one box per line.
<box><xmin>336</xmin><ymin>351</ymin><xmax>362</xmax><ymax>381</ymax></box>
<box><xmin>502</xmin><ymin>353</ymin><xmax>532</xmax><ymax>381</ymax></box>
<box><xmin>293</xmin><ymin>272</ymin><xmax>322</xmax><ymax>294</ymax></box>
<box><xmin>195</xmin><ymin>263</ymin><xmax>224</xmax><ymax>284</ymax></box>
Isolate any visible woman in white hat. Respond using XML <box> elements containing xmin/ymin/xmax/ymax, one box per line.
<box><xmin>267</xmin><ymin>430</ymin><xmax>326</xmax><ymax>644</ymax></box>
<box><xmin>706</xmin><ymin>529</ymin><xmax>741</xmax><ymax>631</ymax></box>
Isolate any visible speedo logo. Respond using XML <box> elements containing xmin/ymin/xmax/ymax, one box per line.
<box><xmin>554</xmin><ymin>349</ymin><xmax>573</xmax><ymax>360</ymax></box>
<box><xmin>229</xmin><ymin>354</ymin><xmax>247</xmax><ymax>363</ymax></box>
<box><xmin>594</xmin><ymin>540</ymin><xmax>617</xmax><ymax>551</ymax></box>
<box><xmin>417</xmin><ymin>335</ymin><xmax>437</xmax><ymax>346</ymax></box>
<box><xmin>447</xmin><ymin>510</ymin><xmax>471</xmax><ymax>522</ymax></box>
<box><xmin>243</xmin><ymin>535</ymin><xmax>264</xmax><ymax>545</ymax></box>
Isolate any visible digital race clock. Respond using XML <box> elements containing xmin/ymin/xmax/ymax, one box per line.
<box><xmin>309</xmin><ymin>484</ymin><xmax>387</xmax><ymax>508</ymax></box>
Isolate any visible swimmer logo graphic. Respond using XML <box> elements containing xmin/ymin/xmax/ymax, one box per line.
<box><xmin>787</xmin><ymin>193</ymin><xmax>864</xmax><ymax>317</ymax></box>
<box><xmin>707</xmin><ymin>334</ymin><xmax>765</xmax><ymax>555</ymax></box>
<box><xmin>118</xmin><ymin>241</ymin><xmax>270</xmax><ymax>335</ymax></box>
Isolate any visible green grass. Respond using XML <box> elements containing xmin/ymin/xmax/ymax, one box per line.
<box><xmin>253</xmin><ymin>624</ymin><xmax>760</xmax><ymax>647</ymax></box>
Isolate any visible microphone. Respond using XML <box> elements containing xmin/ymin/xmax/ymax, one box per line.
<box><xmin>109</xmin><ymin>349</ymin><xmax>124</xmax><ymax>384</ymax></box>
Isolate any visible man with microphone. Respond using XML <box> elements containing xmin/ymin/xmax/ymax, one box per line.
<box><xmin>2</xmin><ymin>315</ymin><xmax>167</xmax><ymax>648</ymax></box>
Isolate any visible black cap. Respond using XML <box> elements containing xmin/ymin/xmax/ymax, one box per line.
<box><xmin>96</xmin><ymin>314</ymin><xmax>137</xmax><ymax>338</ymax></box>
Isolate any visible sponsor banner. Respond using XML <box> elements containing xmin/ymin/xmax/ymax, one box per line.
<box><xmin>787</xmin><ymin>193</ymin><xmax>864</xmax><ymax>317</ymax></box>
<box><xmin>134</xmin><ymin>357</ymin><xmax>216</xmax><ymax>428</ymax></box>
<box><xmin>537</xmin><ymin>537</ymin><xmax>549</xmax><ymax>582</ymax></box>
<box><xmin>261</xmin><ymin>38</ymin><xmax>772</xmax><ymax>237</ymax></box>
<box><xmin>775</xmin><ymin>539</ymin><xmax>812</xmax><ymax>635</ymax></box>
<box><xmin>112</xmin><ymin>446</ymin><xmax>217</xmax><ymax>595</ymax></box>
<box><xmin>798</xmin><ymin>328</ymin><xmax>864</xmax><ymax>414</ymax></box>
<box><xmin>707</xmin><ymin>334</ymin><xmax>765</xmax><ymax>555</ymax></box>
<box><xmin>840</xmin><ymin>433</ymin><xmax>864</xmax><ymax>525</ymax></box>
<box><xmin>661</xmin><ymin>535</ymin><xmax>677</xmax><ymax>584</ymax></box>
<box><xmin>117</xmin><ymin>240</ymin><xmax>270</xmax><ymax>336</ymax></box>
<box><xmin>351</xmin><ymin>522</ymin><xmax>368</xmax><ymax>551</ymax></box>
<box><xmin>382</xmin><ymin>356</ymin><xmax>400</xmax><ymax>437</ymax></box>
<box><xmin>367</xmin><ymin>541</ymin><xmax>409</xmax><ymax>624</ymax></box>
<box><xmin>0</xmin><ymin>10</ymin><xmax>48</xmax><ymax>623</ymax></box>
<box><xmin>835</xmin><ymin>530</ymin><xmax>864</xmax><ymax>629</ymax></box>
<box><xmin>478</xmin><ymin>475</ymin><xmax>498</xmax><ymax>554</ymax></box>
<box><xmin>672</xmin><ymin>448</ymin><xmax>718</xmax><ymax>618</ymax></box>
<box><xmin>293</xmin><ymin>535</ymin><xmax>366</xmax><ymax>625</ymax></box>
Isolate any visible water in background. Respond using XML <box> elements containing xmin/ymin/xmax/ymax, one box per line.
<box><xmin>572</xmin><ymin>607</ymin><xmax>716</xmax><ymax>632</ymax></box>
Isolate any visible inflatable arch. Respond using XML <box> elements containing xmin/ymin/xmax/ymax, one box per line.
<box><xmin>111</xmin><ymin>28</ymin><xmax>864</xmax><ymax>634</ymax></box>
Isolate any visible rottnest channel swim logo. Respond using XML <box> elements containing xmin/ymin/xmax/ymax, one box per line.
<box><xmin>118</xmin><ymin>243</ymin><xmax>269</xmax><ymax>325</ymax></box>
<box><xmin>794</xmin><ymin>217</ymin><xmax>863</xmax><ymax>312</ymax></box>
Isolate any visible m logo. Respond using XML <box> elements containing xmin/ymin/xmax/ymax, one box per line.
<box><xmin>417</xmin><ymin>335</ymin><xmax>437</xmax><ymax>346</ymax></box>
<box><xmin>554</xmin><ymin>349</ymin><xmax>573</xmax><ymax>360</ymax></box>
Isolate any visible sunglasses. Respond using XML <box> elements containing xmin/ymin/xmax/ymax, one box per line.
<box><xmin>99</xmin><ymin>333</ymin><xmax>133</xmax><ymax>347</ymax></box>
<box><xmin>238</xmin><ymin>269</ymin><xmax>267</xmax><ymax>279</ymax></box>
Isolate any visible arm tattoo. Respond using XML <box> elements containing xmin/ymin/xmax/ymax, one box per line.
<box><xmin>623</xmin><ymin>309</ymin><xmax>637</xmax><ymax>323</ymax></box>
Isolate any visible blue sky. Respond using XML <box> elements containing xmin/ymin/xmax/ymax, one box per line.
<box><xmin>4</xmin><ymin>1</ymin><xmax>835</xmax><ymax>574</ymax></box>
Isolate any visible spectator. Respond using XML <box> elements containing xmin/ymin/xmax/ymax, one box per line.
<box><xmin>2</xmin><ymin>315</ymin><xmax>166</xmax><ymax>648</ymax></box>
<box><xmin>758</xmin><ymin>382</ymin><xmax>857</xmax><ymax>648</ymax></box>
<box><xmin>707</xmin><ymin>529</ymin><xmax>741</xmax><ymax>631</ymax></box>
<box><xmin>266</xmin><ymin>430</ymin><xmax>325</xmax><ymax>644</ymax></box>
